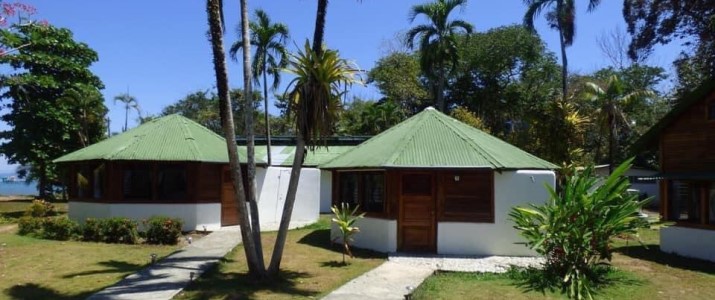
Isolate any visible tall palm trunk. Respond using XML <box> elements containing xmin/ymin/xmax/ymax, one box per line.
<box><xmin>557</xmin><ymin>2</ymin><xmax>568</xmax><ymax>98</ymax></box>
<box><xmin>437</xmin><ymin>62</ymin><xmax>446</xmax><ymax>112</ymax></box>
<box><xmin>312</xmin><ymin>0</ymin><xmax>328</xmax><ymax>55</ymax></box>
<box><xmin>608</xmin><ymin>105</ymin><xmax>615</xmax><ymax>174</ymax></box>
<box><xmin>240</xmin><ymin>0</ymin><xmax>266</xmax><ymax>270</ymax></box>
<box><xmin>268</xmin><ymin>0</ymin><xmax>329</xmax><ymax>275</ymax></box>
<box><xmin>123</xmin><ymin>104</ymin><xmax>129</xmax><ymax>132</ymax></box>
<box><xmin>268</xmin><ymin>131</ymin><xmax>306</xmax><ymax>274</ymax></box>
<box><xmin>206</xmin><ymin>0</ymin><xmax>264</xmax><ymax>278</ymax></box>
<box><xmin>263</xmin><ymin>62</ymin><xmax>272</xmax><ymax>166</ymax></box>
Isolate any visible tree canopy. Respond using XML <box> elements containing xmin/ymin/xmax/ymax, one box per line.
<box><xmin>0</xmin><ymin>23</ymin><xmax>106</xmax><ymax>197</ymax></box>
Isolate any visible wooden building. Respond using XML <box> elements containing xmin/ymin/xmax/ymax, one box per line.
<box><xmin>320</xmin><ymin>107</ymin><xmax>558</xmax><ymax>255</ymax></box>
<box><xmin>634</xmin><ymin>79</ymin><xmax>715</xmax><ymax>262</ymax></box>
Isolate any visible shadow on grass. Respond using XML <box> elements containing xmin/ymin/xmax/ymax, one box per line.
<box><xmin>616</xmin><ymin>244</ymin><xmax>715</xmax><ymax>275</ymax></box>
<box><xmin>5</xmin><ymin>283</ymin><xmax>95</xmax><ymax>300</ymax></box>
<box><xmin>62</xmin><ymin>260</ymin><xmax>145</xmax><ymax>278</ymax></box>
<box><xmin>296</xmin><ymin>229</ymin><xmax>386</xmax><ymax>259</ymax></box>
<box><xmin>180</xmin><ymin>265</ymin><xmax>317</xmax><ymax>299</ymax></box>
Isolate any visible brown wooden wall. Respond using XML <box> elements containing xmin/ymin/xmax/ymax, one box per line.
<box><xmin>660</xmin><ymin>90</ymin><xmax>715</xmax><ymax>172</ymax></box>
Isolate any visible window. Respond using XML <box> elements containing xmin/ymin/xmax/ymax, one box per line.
<box><xmin>93</xmin><ymin>164</ymin><xmax>105</xmax><ymax>199</ymax></box>
<box><xmin>401</xmin><ymin>174</ymin><xmax>431</xmax><ymax>196</ymax></box>
<box><xmin>669</xmin><ymin>181</ymin><xmax>702</xmax><ymax>223</ymax></box>
<box><xmin>158</xmin><ymin>165</ymin><xmax>187</xmax><ymax>200</ymax></box>
<box><xmin>76</xmin><ymin>165</ymin><xmax>91</xmax><ymax>198</ymax></box>
<box><xmin>123</xmin><ymin>166</ymin><xmax>153</xmax><ymax>199</ymax></box>
<box><xmin>441</xmin><ymin>171</ymin><xmax>493</xmax><ymax>223</ymax></box>
<box><xmin>337</xmin><ymin>172</ymin><xmax>385</xmax><ymax>214</ymax></box>
<box><xmin>708</xmin><ymin>102</ymin><xmax>715</xmax><ymax>120</ymax></box>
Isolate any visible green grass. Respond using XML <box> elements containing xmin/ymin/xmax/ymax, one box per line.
<box><xmin>412</xmin><ymin>226</ymin><xmax>715</xmax><ymax>300</ymax></box>
<box><xmin>175</xmin><ymin>215</ymin><xmax>385</xmax><ymax>299</ymax></box>
<box><xmin>0</xmin><ymin>231</ymin><xmax>179</xmax><ymax>299</ymax></box>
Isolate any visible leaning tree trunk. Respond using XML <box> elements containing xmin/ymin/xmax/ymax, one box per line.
<box><xmin>263</xmin><ymin>64</ymin><xmax>272</xmax><ymax>166</ymax></box>
<box><xmin>268</xmin><ymin>131</ymin><xmax>306</xmax><ymax>274</ymax></box>
<box><xmin>240</xmin><ymin>0</ymin><xmax>266</xmax><ymax>270</ymax></box>
<box><xmin>206</xmin><ymin>0</ymin><xmax>264</xmax><ymax>278</ymax></box>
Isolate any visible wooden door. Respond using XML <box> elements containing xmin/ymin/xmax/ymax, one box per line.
<box><xmin>221</xmin><ymin>167</ymin><xmax>239</xmax><ymax>226</ymax></box>
<box><xmin>399</xmin><ymin>172</ymin><xmax>436</xmax><ymax>252</ymax></box>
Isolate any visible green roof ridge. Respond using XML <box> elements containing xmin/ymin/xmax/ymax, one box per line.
<box><xmin>385</xmin><ymin>111</ymin><xmax>431</xmax><ymax>166</ymax></box>
<box><xmin>432</xmin><ymin>110</ymin><xmax>505</xmax><ymax>168</ymax></box>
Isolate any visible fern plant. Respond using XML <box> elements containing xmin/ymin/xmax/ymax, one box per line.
<box><xmin>331</xmin><ymin>202</ymin><xmax>365</xmax><ymax>264</ymax></box>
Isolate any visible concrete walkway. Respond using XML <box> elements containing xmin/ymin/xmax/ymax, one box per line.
<box><xmin>322</xmin><ymin>261</ymin><xmax>434</xmax><ymax>300</ymax></box>
<box><xmin>88</xmin><ymin>226</ymin><xmax>241</xmax><ymax>300</ymax></box>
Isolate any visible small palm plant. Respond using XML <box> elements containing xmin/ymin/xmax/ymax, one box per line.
<box><xmin>331</xmin><ymin>202</ymin><xmax>365</xmax><ymax>264</ymax></box>
<box><xmin>510</xmin><ymin>158</ymin><xmax>649</xmax><ymax>299</ymax></box>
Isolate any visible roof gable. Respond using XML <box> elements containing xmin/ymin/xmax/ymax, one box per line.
<box><xmin>54</xmin><ymin>114</ymin><xmax>260</xmax><ymax>163</ymax></box>
<box><xmin>320</xmin><ymin>107</ymin><xmax>557</xmax><ymax>169</ymax></box>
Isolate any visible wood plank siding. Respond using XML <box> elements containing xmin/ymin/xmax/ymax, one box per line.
<box><xmin>660</xmin><ymin>91</ymin><xmax>715</xmax><ymax>173</ymax></box>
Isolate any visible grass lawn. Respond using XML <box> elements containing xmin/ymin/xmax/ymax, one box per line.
<box><xmin>0</xmin><ymin>232</ymin><xmax>179</xmax><ymax>299</ymax></box>
<box><xmin>412</xmin><ymin>224</ymin><xmax>715</xmax><ymax>300</ymax></box>
<box><xmin>176</xmin><ymin>216</ymin><xmax>386</xmax><ymax>299</ymax></box>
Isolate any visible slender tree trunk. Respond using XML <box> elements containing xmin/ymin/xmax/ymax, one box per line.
<box><xmin>38</xmin><ymin>162</ymin><xmax>46</xmax><ymax>199</ymax></box>
<box><xmin>268</xmin><ymin>131</ymin><xmax>306</xmax><ymax>275</ymax></box>
<box><xmin>240</xmin><ymin>0</ymin><xmax>266</xmax><ymax>270</ymax></box>
<box><xmin>437</xmin><ymin>64</ymin><xmax>446</xmax><ymax>112</ymax></box>
<box><xmin>313</xmin><ymin>0</ymin><xmax>328</xmax><ymax>55</ymax></box>
<box><xmin>206</xmin><ymin>0</ymin><xmax>264</xmax><ymax>278</ymax></box>
<box><xmin>557</xmin><ymin>3</ymin><xmax>568</xmax><ymax>99</ymax></box>
<box><xmin>608</xmin><ymin>105</ymin><xmax>615</xmax><ymax>174</ymax></box>
<box><xmin>124</xmin><ymin>105</ymin><xmax>129</xmax><ymax>132</ymax></box>
<box><xmin>263</xmin><ymin>62</ymin><xmax>272</xmax><ymax>166</ymax></box>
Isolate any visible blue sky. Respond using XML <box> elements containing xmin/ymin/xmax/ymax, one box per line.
<box><xmin>0</xmin><ymin>0</ymin><xmax>682</xmax><ymax>173</ymax></box>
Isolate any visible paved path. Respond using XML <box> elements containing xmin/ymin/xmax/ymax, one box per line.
<box><xmin>322</xmin><ymin>261</ymin><xmax>434</xmax><ymax>300</ymax></box>
<box><xmin>88</xmin><ymin>226</ymin><xmax>241</xmax><ymax>300</ymax></box>
<box><xmin>323</xmin><ymin>254</ymin><xmax>544</xmax><ymax>300</ymax></box>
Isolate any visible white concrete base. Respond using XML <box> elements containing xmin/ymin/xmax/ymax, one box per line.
<box><xmin>332</xmin><ymin>217</ymin><xmax>398</xmax><ymax>253</ymax></box>
<box><xmin>69</xmin><ymin>201</ymin><xmax>221</xmax><ymax>231</ymax></box>
<box><xmin>660</xmin><ymin>226</ymin><xmax>715</xmax><ymax>262</ymax></box>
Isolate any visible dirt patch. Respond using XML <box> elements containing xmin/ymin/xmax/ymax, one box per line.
<box><xmin>0</xmin><ymin>224</ymin><xmax>17</xmax><ymax>234</ymax></box>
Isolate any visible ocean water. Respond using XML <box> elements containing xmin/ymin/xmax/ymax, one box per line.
<box><xmin>0</xmin><ymin>173</ymin><xmax>38</xmax><ymax>196</ymax></box>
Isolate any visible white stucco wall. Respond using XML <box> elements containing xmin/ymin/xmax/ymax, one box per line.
<box><xmin>660</xmin><ymin>226</ymin><xmax>715</xmax><ymax>262</ymax></box>
<box><xmin>68</xmin><ymin>201</ymin><xmax>221</xmax><ymax>231</ymax></box>
<box><xmin>320</xmin><ymin>171</ymin><xmax>333</xmax><ymax>213</ymax></box>
<box><xmin>254</xmin><ymin>166</ymin><xmax>320</xmax><ymax>231</ymax></box>
<box><xmin>437</xmin><ymin>170</ymin><xmax>555</xmax><ymax>256</ymax></box>
<box><xmin>331</xmin><ymin>217</ymin><xmax>397</xmax><ymax>253</ymax></box>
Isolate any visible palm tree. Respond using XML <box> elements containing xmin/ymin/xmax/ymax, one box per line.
<box><xmin>267</xmin><ymin>41</ymin><xmax>360</xmax><ymax>274</ymax></box>
<box><xmin>113</xmin><ymin>93</ymin><xmax>140</xmax><ymax>132</ymax></box>
<box><xmin>583</xmin><ymin>75</ymin><xmax>654</xmax><ymax>173</ymax></box>
<box><xmin>523</xmin><ymin>0</ymin><xmax>602</xmax><ymax>98</ymax></box>
<box><xmin>205</xmin><ymin>0</ymin><xmax>265</xmax><ymax>278</ymax></box>
<box><xmin>405</xmin><ymin>0</ymin><xmax>473</xmax><ymax>112</ymax></box>
<box><xmin>230</xmin><ymin>9</ymin><xmax>289</xmax><ymax>166</ymax></box>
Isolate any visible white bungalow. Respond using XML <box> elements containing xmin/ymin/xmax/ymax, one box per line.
<box><xmin>321</xmin><ymin>107</ymin><xmax>558</xmax><ymax>255</ymax></box>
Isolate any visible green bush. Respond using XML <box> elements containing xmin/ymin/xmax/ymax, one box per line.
<box><xmin>509</xmin><ymin>158</ymin><xmax>649</xmax><ymax>299</ymax></box>
<box><xmin>41</xmin><ymin>216</ymin><xmax>79</xmax><ymax>241</ymax></box>
<box><xmin>17</xmin><ymin>216</ymin><xmax>43</xmax><ymax>236</ymax></box>
<box><xmin>81</xmin><ymin>217</ymin><xmax>138</xmax><ymax>244</ymax></box>
<box><xmin>143</xmin><ymin>216</ymin><xmax>183</xmax><ymax>245</ymax></box>
<box><xmin>24</xmin><ymin>199</ymin><xmax>56</xmax><ymax>217</ymax></box>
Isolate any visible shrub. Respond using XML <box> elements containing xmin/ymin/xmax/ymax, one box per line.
<box><xmin>17</xmin><ymin>216</ymin><xmax>43</xmax><ymax>236</ymax></box>
<box><xmin>101</xmin><ymin>218</ymin><xmax>139</xmax><ymax>244</ymax></box>
<box><xmin>24</xmin><ymin>199</ymin><xmax>56</xmax><ymax>217</ymax></box>
<box><xmin>81</xmin><ymin>217</ymin><xmax>138</xmax><ymax>244</ymax></box>
<box><xmin>509</xmin><ymin>158</ymin><xmax>649</xmax><ymax>299</ymax></box>
<box><xmin>41</xmin><ymin>216</ymin><xmax>79</xmax><ymax>241</ymax></box>
<box><xmin>143</xmin><ymin>216</ymin><xmax>183</xmax><ymax>245</ymax></box>
<box><xmin>331</xmin><ymin>203</ymin><xmax>365</xmax><ymax>264</ymax></box>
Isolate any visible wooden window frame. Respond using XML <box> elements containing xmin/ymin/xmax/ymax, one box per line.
<box><xmin>333</xmin><ymin>170</ymin><xmax>389</xmax><ymax>218</ymax></box>
<box><xmin>437</xmin><ymin>170</ymin><xmax>495</xmax><ymax>223</ymax></box>
<box><xmin>665</xmin><ymin>180</ymin><xmax>715</xmax><ymax>229</ymax></box>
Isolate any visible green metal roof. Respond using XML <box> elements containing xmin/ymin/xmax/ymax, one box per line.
<box><xmin>54</xmin><ymin>114</ymin><xmax>261</xmax><ymax>164</ymax></box>
<box><xmin>632</xmin><ymin>78</ymin><xmax>715</xmax><ymax>151</ymax></box>
<box><xmin>237</xmin><ymin>145</ymin><xmax>355</xmax><ymax>167</ymax></box>
<box><xmin>320</xmin><ymin>107</ymin><xmax>557</xmax><ymax>170</ymax></box>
